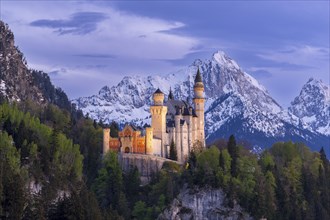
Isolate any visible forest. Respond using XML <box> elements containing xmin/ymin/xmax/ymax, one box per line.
<box><xmin>0</xmin><ymin>101</ymin><xmax>329</xmax><ymax>220</ymax></box>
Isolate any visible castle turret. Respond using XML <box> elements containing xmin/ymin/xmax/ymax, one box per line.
<box><xmin>145</xmin><ymin>127</ymin><xmax>153</xmax><ymax>155</ymax></box>
<box><xmin>103</xmin><ymin>127</ymin><xmax>110</xmax><ymax>155</ymax></box>
<box><xmin>193</xmin><ymin>68</ymin><xmax>205</xmax><ymax>147</ymax></box>
<box><xmin>175</xmin><ymin>106</ymin><xmax>182</xmax><ymax>162</ymax></box>
<box><xmin>150</xmin><ymin>88</ymin><xmax>168</xmax><ymax>157</ymax></box>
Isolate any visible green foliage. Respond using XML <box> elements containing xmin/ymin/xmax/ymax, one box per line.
<box><xmin>227</xmin><ymin>134</ymin><xmax>239</xmax><ymax>177</ymax></box>
<box><xmin>181</xmin><ymin>138</ymin><xmax>330</xmax><ymax>220</ymax></box>
<box><xmin>71</xmin><ymin>117</ymin><xmax>103</xmax><ymax>186</ymax></box>
<box><xmin>162</xmin><ymin>161</ymin><xmax>181</xmax><ymax>173</ymax></box>
<box><xmin>132</xmin><ymin>201</ymin><xmax>147</xmax><ymax>219</ymax></box>
<box><xmin>92</xmin><ymin>150</ymin><xmax>128</xmax><ymax>218</ymax></box>
<box><xmin>53</xmin><ymin>133</ymin><xmax>83</xmax><ymax>181</ymax></box>
<box><xmin>197</xmin><ymin>146</ymin><xmax>220</xmax><ymax>171</ymax></box>
<box><xmin>0</xmin><ymin>131</ymin><xmax>26</xmax><ymax>219</ymax></box>
<box><xmin>1</xmin><ymin>99</ymin><xmax>329</xmax><ymax>220</ymax></box>
<box><xmin>0</xmin><ymin>103</ymin><xmax>87</xmax><ymax>219</ymax></box>
<box><xmin>0</xmin><ymin>132</ymin><xmax>21</xmax><ymax>173</ymax></box>
<box><xmin>110</xmin><ymin>121</ymin><xmax>119</xmax><ymax>138</ymax></box>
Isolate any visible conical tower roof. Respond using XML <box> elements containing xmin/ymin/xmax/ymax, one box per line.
<box><xmin>194</xmin><ymin>68</ymin><xmax>202</xmax><ymax>83</ymax></box>
<box><xmin>168</xmin><ymin>87</ymin><xmax>174</xmax><ymax>100</ymax></box>
<box><xmin>154</xmin><ymin>88</ymin><xmax>164</xmax><ymax>94</ymax></box>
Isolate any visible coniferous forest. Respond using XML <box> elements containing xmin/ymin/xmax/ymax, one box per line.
<box><xmin>0</xmin><ymin>99</ymin><xmax>329</xmax><ymax>219</ymax></box>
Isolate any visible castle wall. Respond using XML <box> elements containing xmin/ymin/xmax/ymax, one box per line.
<box><xmin>103</xmin><ymin>128</ymin><xmax>110</xmax><ymax>154</ymax></box>
<box><xmin>145</xmin><ymin>127</ymin><xmax>153</xmax><ymax>155</ymax></box>
<box><xmin>152</xmin><ymin>138</ymin><xmax>162</xmax><ymax>157</ymax></box>
<box><xmin>109</xmin><ymin>137</ymin><xmax>120</xmax><ymax>152</ymax></box>
<box><xmin>119</xmin><ymin>153</ymin><xmax>181</xmax><ymax>184</ymax></box>
<box><xmin>181</xmin><ymin>123</ymin><xmax>188</xmax><ymax>162</ymax></box>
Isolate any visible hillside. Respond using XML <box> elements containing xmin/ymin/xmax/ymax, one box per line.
<box><xmin>0</xmin><ymin>21</ymin><xmax>71</xmax><ymax>111</ymax></box>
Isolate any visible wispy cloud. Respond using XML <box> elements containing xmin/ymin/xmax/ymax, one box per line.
<box><xmin>73</xmin><ymin>54</ymin><xmax>117</xmax><ymax>59</ymax></box>
<box><xmin>257</xmin><ymin>45</ymin><xmax>329</xmax><ymax>69</ymax></box>
<box><xmin>248</xmin><ymin>69</ymin><xmax>273</xmax><ymax>79</ymax></box>
<box><xmin>30</xmin><ymin>12</ymin><xmax>108</xmax><ymax>35</ymax></box>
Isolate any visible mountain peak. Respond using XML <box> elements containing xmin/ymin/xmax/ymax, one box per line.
<box><xmin>288</xmin><ymin>78</ymin><xmax>330</xmax><ymax>135</ymax></box>
<box><xmin>212</xmin><ymin>50</ymin><xmax>240</xmax><ymax>70</ymax></box>
<box><xmin>302</xmin><ymin>78</ymin><xmax>329</xmax><ymax>101</ymax></box>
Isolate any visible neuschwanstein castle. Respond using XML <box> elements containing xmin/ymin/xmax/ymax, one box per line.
<box><xmin>103</xmin><ymin>69</ymin><xmax>205</xmax><ymax>163</ymax></box>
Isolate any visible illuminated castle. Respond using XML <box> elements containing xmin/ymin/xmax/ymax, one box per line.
<box><xmin>103</xmin><ymin>69</ymin><xmax>205</xmax><ymax>163</ymax></box>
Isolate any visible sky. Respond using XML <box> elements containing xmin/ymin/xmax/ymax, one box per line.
<box><xmin>0</xmin><ymin>0</ymin><xmax>329</xmax><ymax>107</ymax></box>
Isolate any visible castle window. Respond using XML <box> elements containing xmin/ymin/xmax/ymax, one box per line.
<box><xmin>125</xmin><ymin>147</ymin><xmax>130</xmax><ymax>153</ymax></box>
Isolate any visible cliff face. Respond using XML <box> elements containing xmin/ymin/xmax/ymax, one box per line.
<box><xmin>119</xmin><ymin>153</ymin><xmax>180</xmax><ymax>184</ymax></box>
<box><xmin>0</xmin><ymin>20</ymin><xmax>71</xmax><ymax>110</ymax></box>
<box><xmin>158</xmin><ymin>186</ymin><xmax>252</xmax><ymax>220</ymax></box>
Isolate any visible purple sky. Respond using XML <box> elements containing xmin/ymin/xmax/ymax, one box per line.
<box><xmin>1</xmin><ymin>0</ymin><xmax>329</xmax><ymax>107</ymax></box>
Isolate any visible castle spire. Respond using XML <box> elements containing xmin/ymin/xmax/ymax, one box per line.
<box><xmin>168</xmin><ymin>87</ymin><xmax>174</xmax><ymax>100</ymax></box>
<box><xmin>194</xmin><ymin>68</ymin><xmax>202</xmax><ymax>83</ymax></box>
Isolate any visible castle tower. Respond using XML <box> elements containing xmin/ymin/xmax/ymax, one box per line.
<box><xmin>145</xmin><ymin>127</ymin><xmax>153</xmax><ymax>155</ymax></box>
<box><xmin>193</xmin><ymin>68</ymin><xmax>205</xmax><ymax>147</ymax></box>
<box><xmin>175</xmin><ymin>107</ymin><xmax>182</xmax><ymax>162</ymax></box>
<box><xmin>103</xmin><ymin>127</ymin><xmax>110</xmax><ymax>155</ymax></box>
<box><xmin>150</xmin><ymin>88</ymin><xmax>168</xmax><ymax>157</ymax></box>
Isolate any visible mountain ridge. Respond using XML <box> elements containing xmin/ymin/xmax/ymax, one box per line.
<box><xmin>73</xmin><ymin>51</ymin><xmax>329</xmax><ymax>154</ymax></box>
<box><xmin>0</xmin><ymin>21</ymin><xmax>72</xmax><ymax>111</ymax></box>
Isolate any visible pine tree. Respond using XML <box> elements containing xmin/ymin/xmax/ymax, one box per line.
<box><xmin>219</xmin><ymin>150</ymin><xmax>225</xmax><ymax>171</ymax></box>
<box><xmin>227</xmin><ymin>135</ymin><xmax>238</xmax><ymax>177</ymax></box>
<box><xmin>169</xmin><ymin>138</ymin><xmax>177</xmax><ymax>161</ymax></box>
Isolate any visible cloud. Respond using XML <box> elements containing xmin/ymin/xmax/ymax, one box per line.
<box><xmin>257</xmin><ymin>45</ymin><xmax>329</xmax><ymax>69</ymax></box>
<box><xmin>73</xmin><ymin>54</ymin><xmax>117</xmax><ymax>59</ymax></box>
<box><xmin>248</xmin><ymin>69</ymin><xmax>273</xmax><ymax>79</ymax></box>
<box><xmin>30</xmin><ymin>12</ymin><xmax>108</xmax><ymax>35</ymax></box>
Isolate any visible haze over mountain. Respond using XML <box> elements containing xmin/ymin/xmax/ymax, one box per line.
<box><xmin>73</xmin><ymin>51</ymin><xmax>330</xmax><ymax>155</ymax></box>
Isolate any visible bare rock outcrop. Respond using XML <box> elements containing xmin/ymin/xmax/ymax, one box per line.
<box><xmin>158</xmin><ymin>186</ymin><xmax>253</xmax><ymax>220</ymax></box>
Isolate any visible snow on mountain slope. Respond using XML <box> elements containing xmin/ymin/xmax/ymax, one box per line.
<box><xmin>287</xmin><ymin>78</ymin><xmax>330</xmax><ymax>135</ymax></box>
<box><xmin>73</xmin><ymin>51</ymin><xmax>329</xmax><ymax>153</ymax></box>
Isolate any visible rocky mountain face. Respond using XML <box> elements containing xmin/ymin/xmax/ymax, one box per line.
<box><xmin>287</xmin><ymin>78</ymin><xmax>330</xmax><ymax>136</ymax></box>
<box><xmin>0</xmin><ymin>21</ymin><xmax>71</xmax><ymax>110</ymax></box>
<box><xmin>73</xmin><ymin>50</ymin><xmax>329</xmax><ymax>154</ymax></box>
<box><xmin>158</xmin><ymin>186</ymin><xmax>252</xmax><ymax>220</ymax></box>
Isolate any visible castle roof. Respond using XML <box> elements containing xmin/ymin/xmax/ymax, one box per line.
<box><xmin>166</xmin><ymin>120</ymin><xmax>175</xmax><ymax>128</ymax></box>
<box><xmin>154</xmin><ymin>88</ymin><xmax>164</xmax><ymax>94</ymax></box>
<box><xmin>165</xmin><ymin>99</ymin><xmax>188</xmax><ymax>116</ymax></box>
<box><xmin>168</xmin><ymin>87</ymin><xmax>174</xmax><ymax>100</ymax></box>
<box><xmin>194</xmin><ymin>68</ymin><xmax>203</xmax><ymax>83</ymax></box>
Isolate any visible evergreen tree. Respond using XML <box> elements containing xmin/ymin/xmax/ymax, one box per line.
<box><xmin>227</xmin><ymin>135</ymin><xmax>238</xmax><ymax>177</ymax></box>
<box><xmin>92</xmin><ymin>151</ymin><xmax>124</xmax><ymax>210</ymax></box>
<box><xmin>169</xmin><ymin>138</ymin><xmax>177</xmax><ymax>161</ymax></box>
<box><xmin>110</xmin><ymin>121</ymin><xmax>119</xmax><ymax>137</ymax></box>
<box><xmin>219</xmin><ymin>150</ymin><xmax>225</xmax><ymax>170</ymax></box>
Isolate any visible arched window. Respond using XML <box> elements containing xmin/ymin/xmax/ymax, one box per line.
<box><xmin>125</xmin><ymin>147</ymin><xmax>130</xmax><ymax>153</ymax></box>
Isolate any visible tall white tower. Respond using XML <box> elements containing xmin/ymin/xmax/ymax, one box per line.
<box><xmin>193</xmin><ymin>68</ymin><xmax>205</xmax><ymax>147</ymax></box>
<box><xmin>150</xmin><ymin>88</ymin><xmax>168</xmax><ymax>157</ymax></box>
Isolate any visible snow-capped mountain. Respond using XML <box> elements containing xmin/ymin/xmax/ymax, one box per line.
<box><xmin>73</xmin><ymin>51</ymin><xmax>329</xmax><ymax>154</ymax></box>
<box><xmin>286</xmin><ymin>78</ymin><xmax>330</xmax><ymax>136</ymax></box>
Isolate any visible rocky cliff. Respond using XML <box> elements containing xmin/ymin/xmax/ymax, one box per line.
<box><xmin>0</xmin><ymin>21</ymin><xmax>71</xmax><ymax>110</ymax></box>
<box><xmin>158</xmin><ymin>186</ymin><xmax>252</xmax><ymax>220</ymax></box>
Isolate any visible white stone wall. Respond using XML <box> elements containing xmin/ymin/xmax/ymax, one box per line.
<box><xmin>152</xmin><ymin>138</ymin><xmax>162</xmax><ymax>157</ymax></box>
